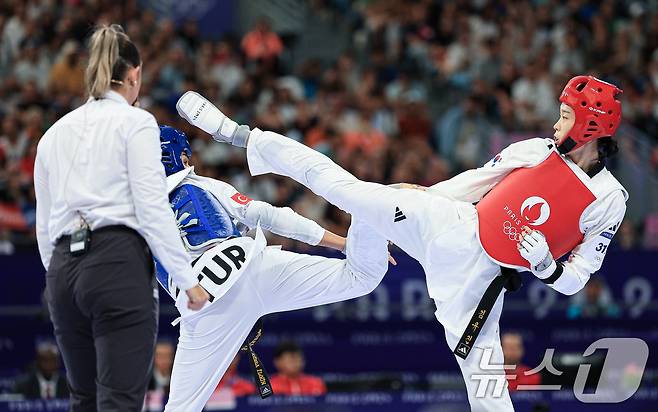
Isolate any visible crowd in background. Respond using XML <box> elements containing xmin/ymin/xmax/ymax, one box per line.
<box><xmin>0</xmin><ymin>0</ymin><xmax>657</xmax><ymax>253</ymax></box>
<box><xmin>1</xmin><ymin>2</ymin><xmax>655</xmax><ymax>406</ymax></box>
<box><xmin>14</xmin><ymin>338</ymin><xmax>328</xmax><ymax>403</ymax></box>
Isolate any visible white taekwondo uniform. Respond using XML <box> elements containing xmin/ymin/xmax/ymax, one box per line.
<box><xmin>244</xmin><ymin>129</ymin><xmax>627</xmax><ymax>412</ymax></box>
<box><xmin>159</xmin><ymin>167</ymin><xmax>389</xmax><ymax>411</ymax></box>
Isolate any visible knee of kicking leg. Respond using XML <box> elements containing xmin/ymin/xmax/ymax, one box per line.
<box><xmin>360</xmin><ymin>271</ymin><xmax>386</xmax><ymax>295</ymax></box>
<box><xmin>345</xmin><ymin>230</ymin><xmax>389</xmax><ymax>278</ymax></box>
<box><xmin>349</xmin><ymin>261</ymin><xmax>388</xmax><ymax>295</ymax></box>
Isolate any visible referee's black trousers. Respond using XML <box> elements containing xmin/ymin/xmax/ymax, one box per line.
<box><xmin>46</xmin><ymin>226</ymin><xmax>159</xmax><ymax>411</ymax></box>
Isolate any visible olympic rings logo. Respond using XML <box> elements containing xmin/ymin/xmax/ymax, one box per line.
<box><xmin>503</xmin><ymin>221</ymin><xmax>522</xmax><ymax>241</ymax></box>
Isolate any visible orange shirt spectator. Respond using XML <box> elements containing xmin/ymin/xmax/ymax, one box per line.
<box><xmin>48</xmin><ymin>41</ymin><xmax>85</xmax><ymax>96</ymax></box>
<box><xmin>342</xmin><ymin>129</ymin><xmax>386</xmax><ymax>155</ymax></box>
<box><xmin>305</xmin><ymin>125</ymin><xmax>340</xmax><ymax>156</ymax></box>
<box><xmin>271</xmin><ymin>341</ymin><xmax>326</xmax><ymax>396</ymax></box>
<box><xmin>241</xmin><ymin>18</ymin><xmax>283</xmax><ymax>61</ymax></box>
<box><xmin>342</xmin><ymin>115</ymin><xmax>387</xmax><ymax>155</ymax></box>
<box><xmin>305</xmin><ymin>125</ymin><xmax>329</xmax><ymax>148</ymax></box>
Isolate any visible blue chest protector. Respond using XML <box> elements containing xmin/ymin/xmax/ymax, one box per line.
<box><xmin>170</xmin><ymin>183</ymin><xmax>241</xmax><ymax>249</ymax></box>
<box><xmin>155</xmin><ymin>183</ymin><xmax>242</xmax><ymax>299</ymax></box>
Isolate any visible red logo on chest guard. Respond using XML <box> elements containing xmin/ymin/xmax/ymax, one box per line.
<box><xmin>520</xmin><ymin>196</ymin><xmax>551</xmax><ymax>226</ymax></box>
<box><xmin>231</xmin><ymin>192</ymin><xmax>253</xmax><ymax>205</ymax></box>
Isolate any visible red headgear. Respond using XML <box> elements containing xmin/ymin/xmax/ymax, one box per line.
<box><xmin>558</xmin><ymin>75</ymin><xmax>623</xmax><ymax>153</ymax></box>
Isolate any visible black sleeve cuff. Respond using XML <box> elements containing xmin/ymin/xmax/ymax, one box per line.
<box><xmin>540</xmin><ymin>262</ymin><xmax>564</xmax><ymax>285</ymax></box>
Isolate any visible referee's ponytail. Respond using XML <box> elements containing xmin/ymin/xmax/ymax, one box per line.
<box><xmin>86</xmin><ymin>24</ymin><xmax>141</xmax><ymax>99</ymax></box>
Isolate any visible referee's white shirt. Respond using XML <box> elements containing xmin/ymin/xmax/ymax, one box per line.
<box><xmin>34</xmin><ymin>90</ymin><xmax>197</xmax><ymax>290</ymax></box>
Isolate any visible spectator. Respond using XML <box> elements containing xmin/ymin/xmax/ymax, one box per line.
<box><xmin>13</xmin><ymin>43</ymin><xmax>49</xmax><ymax>91</ymax></box>
<box><xmin>435</xmin><ymin>93</ymin><xmax>493</xmax><ymax>170</ymax></box>
<box><xmin>149</xmin><ymin>341</ymin><xmax>175</xmax><ymax>394</ymax></box>
<box><xmin>501</xmin><ymin>332</ymin><xmax>540</xmax><ymax>392</ymax></box>
<box><xmin>397</xmin><ymin>99</ymin><xmax>432</xmax><ymax>143</ymax></box>
<box><xmin>241</xmin><ymin>17</ymin><xmax>283</xmax><ymax>63</ymax></box>
<box><xmin>615</xmin><ymin>219</ymin><xmax>640</xmax><ymax>251</ymax></box>
<box><xmin>151</xmin><ymin>44</ymin><xmax>188</xmax><ymax>104</ymax></box>
<box><xmin>550</xmin><ymin>31</ymin><xmax>585</xmax><ymax>75</ymax></box>
<box><xmin>143</xmin><ymin>341</ymin><xmax>176</xmax><ymax>411</ymax></box>
<box><xmin>0</xmin><ymin>0</ymin><xmax>655</xmax><ymax>252</ymax></box>
<box><xmin>209</xmin><ymin>40</ymin><xmax>245</xmax><ymax>100</ymax></box>
<box><xmin>511</xmin><ymin>61</ymin><xmax>556</xmax><ymax>130</ymax></box>
<box><xmin>385</xmin><ymin>72</ymin><xmax>427</xmax><ymax>105</ymax></box>
<box><xmin>0</xmin><ymin>3</ymin><xmax>28</xmax><ymax>67</ymax></box>
<box><xmin>214</xmin><ymin>354</ymin><xmax>256</xmax><ymax>397</ymax></box>
<box><xmin>0</xmin><ymin>228</ymin><xmax>15</xmax><ymax>254</ymax></box>
<box><xmin>202</xmin><ymin>354</ymin><xmax>256</xmax><ymax>410</ymax></box>
<box><xmin>13</xmin><ymin>342</ymin><xmax>69</xmax><ymax>399</ymax></box>
<box><xmin>341</xmin><ymin>111</ymin><xmax>387</xmax><ymax>155</ymax></box>
<box><xmin>643</xmin><ymin>213</ymin><xmax>658</xmax><ymax>249</ymax></box>
<box><xmin>270</xmin><ymin>341</ymin><xmax>326</xmax><ymax>396</ymax></box>
<box><xmin>48</xmin><ymin>40</ymin><xmax>84</xmax><ymax>96</ymax></box>
<box><xmin>567</xmin><ymin>277</ymin><xmax>621</xmax><ymax>319</ymax></box>
<box><xmin>0</xmin><ymin>115</ymin><xmax>28</xmax><ymax>165</ymax></box>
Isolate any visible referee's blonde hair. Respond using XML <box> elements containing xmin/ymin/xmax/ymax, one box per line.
<box><xmin>86</xmin><ymin>24</ymin><xmax>140</xmax><ymax>99</ymax></box>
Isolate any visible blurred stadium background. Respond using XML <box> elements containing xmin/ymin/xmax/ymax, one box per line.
<box><xmin>1</xmin><ymin>0</ymin><xmax>657</xmax><ymax>411</ymax></box>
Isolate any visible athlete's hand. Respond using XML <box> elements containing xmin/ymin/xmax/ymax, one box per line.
<box><xmin>176</xmin><ymin>91</ymin><xmax>250</xmax><ymax>147</ymax></box>
<box><xmin>186</xmin><ymin>285</ymin><xmax>210</xmax><ymax>311</ymax></box>
<box><xmin>517</xmin><ymin>226</ymin><xmax>556</xmax><ymax>278</ymax></box>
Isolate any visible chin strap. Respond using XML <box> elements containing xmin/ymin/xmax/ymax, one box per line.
<box><xmin>557</xmin><ymin>137</ymin><xmax>577</xmax><ymax>154</ymax></box>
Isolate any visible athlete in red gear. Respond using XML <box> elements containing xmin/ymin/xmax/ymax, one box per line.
<box><xmin>178</xmin><ymin>75</ymin><xmax>627</xmax><ymax>412</ymax></box>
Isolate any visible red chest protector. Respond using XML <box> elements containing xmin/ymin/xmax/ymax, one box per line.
<box><xmin>476</xmin><ymin>152</ymin><xmax>596</xmax><ymax>270</ymax></box>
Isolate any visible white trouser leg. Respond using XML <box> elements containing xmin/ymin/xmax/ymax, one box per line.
<box><xmin>164</xmin><ymin>274</ymin><xmax>261</xmax><ymax>412</ymax></box>
<box><xmin>247</xmin><ymin>130</ymin><xmax>459</xmax><ymax>264</ymax></box>
<box><xmin>445</xmin><ymin>326</ymin><xmax>515</xmax><ymax>412</ymax></box>
<box><xmin>252</xmin><ymin>217</ymin><xmax>390</xmax><ymax>313</ymax></box>
<box><xmin>165</xmin><ymin>219</ymin><xmax>389</xmax><ymax>411</ymax></box>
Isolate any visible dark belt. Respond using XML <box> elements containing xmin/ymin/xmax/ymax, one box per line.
<box><xmin>56</xmin><ymin>225</ymin><xmax>139</xmax><ymax>246</ymax></box>
<box><xmin>241</xmin><ymin>318</ymin><xmax>273</xmax><ymax>398</ymax></box>
<box><xmin>453</xmin><ymin>267</ymin><xmax>522</xmax><ymax>359</ymax></box>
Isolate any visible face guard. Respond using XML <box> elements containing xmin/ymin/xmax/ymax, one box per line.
<box><xmin>159</xmin><ymin>125</ymin><xmax>192</xmax><ymax>176</ymax></box>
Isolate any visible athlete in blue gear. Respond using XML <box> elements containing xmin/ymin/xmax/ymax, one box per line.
<box><xmin>156</xmin><ymin>125</ymin><xmax>393</xmax><ymax>412</ymax></box>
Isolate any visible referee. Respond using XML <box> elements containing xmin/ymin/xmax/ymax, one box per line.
<box><xmin>34</xmin><ymin>25</ymin><xmax>209</xmax><ymax>411</ymax></box>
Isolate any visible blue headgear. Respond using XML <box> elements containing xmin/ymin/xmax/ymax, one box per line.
<box><xmin>159</xmin><ymin>125</ymin><xmax>192</xmax><ymax>176</ymax></box>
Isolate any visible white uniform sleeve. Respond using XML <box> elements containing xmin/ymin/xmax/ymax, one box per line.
<box><xmin>428</xmin><ymin>138</ymin><xmax>550</xmax><ymax>203</ymax></box>
<box><xmin>242</xmin><ymin>201</ymin><xmax>325</xmax><ymax>246</ymax></box>
<box><xmin>199</xmin><ymin>176</ymin><xmax>325</xmax><ymax>246</ymax></box>
<box><xmin>34</xmin><ymin>141</ymin><xmax>52</xmax><ymax>269</ymax></box>
<box><xmin>546</xmin><ymin>190</ymin><xmax>627</xmax><ymax>295</ymax></box>
<box><xmin>125</xmin><ymin>115</ymin><xmax>197</xmax><ymax>290</ymax></box>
